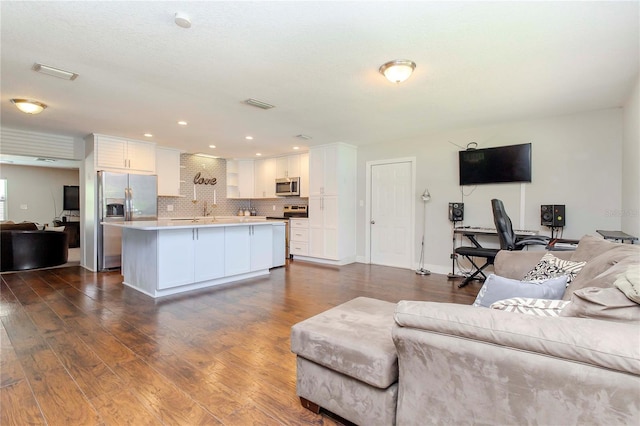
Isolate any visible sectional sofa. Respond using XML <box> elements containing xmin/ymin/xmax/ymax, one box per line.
<box><xmin>292</xmin><ymin>235</ymin><xmax>640</xmax><ymax>425</ymax></box>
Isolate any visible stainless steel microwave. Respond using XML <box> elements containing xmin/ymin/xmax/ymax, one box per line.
<box><xmin>275</xmin><ymin>177</ymin><xmax>300</xmax><ymax>196</ymax></box>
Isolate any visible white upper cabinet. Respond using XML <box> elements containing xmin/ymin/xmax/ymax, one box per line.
<box><xmin>254</xmin><ymin>158</ymin><xmax>276</xmax><ymax>198</ymax></box>
<box><xmin>306</xmin><ymin>143</ymin><xmax>356</xmax><ymax>263</ymax></box>
<box><xmin>94</xmin><ymin>134</ymin><xmax>156</xmax><ymax>173</ymax></box>
<box><xmin>156</xmin><ymin>147</ymin><xmax>182</xmax><ymax>196</ymax></box>
<box><xmin>299</xmin><ymin>153</ymin><xmax>309</xmax><ymax>198</ymax></box>
<box><xmin>227</xmin><ymin>159</ymin><xmax>255</xmax><ymax>199</ymax></box>
<box><xmin>309</xmin><ymin>144</ymin><xmax>339</xmax><ymax>196</ymax></box>
<box><xmin>276</xmin><ymin>154</ymin><xmax>301</xmax><ymax>178</ymax></box>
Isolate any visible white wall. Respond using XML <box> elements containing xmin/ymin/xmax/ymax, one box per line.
<box><xmin>622</xmin><ymin>75</ymin><xmax>640</xmax><ymax>237</ymax></box>
<box><xmin>356</xmin><ymin>108</ymin><xmax>625</xmax><ymax>274</ymax></box>
<box><xmin>0</xmin><ymin>164</ymin><xmax>80</xmax><ymax>226</ymax></box>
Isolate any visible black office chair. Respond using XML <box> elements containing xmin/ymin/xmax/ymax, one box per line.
<box><xmin>455</xmin><ymin>199</ymin><xmax>550</xmax><ymax>288</ymax></box>
<box><xmin>491</xmin><ymin>199</ymin><xmax>549</xmax><ymax>250</ymax></box>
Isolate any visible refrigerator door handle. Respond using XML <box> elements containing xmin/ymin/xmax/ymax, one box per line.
<box><xmin>124</xmin><ymin>187</ymin><xmax>131</xmax><ymax>221</ymax></box>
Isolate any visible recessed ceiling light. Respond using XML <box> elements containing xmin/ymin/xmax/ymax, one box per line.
<box><xmin>32</xmin><ymin>63</ymin><xmax>78</xmax><ymax>81</ymax></box>
<box><xmin>293</xmin><ymin>146</ymin><xmax>300</xmax><ymax>150</ymax></box>
<box><xmin>174</xmin><ymin>12</ymin><xmax>191</xmax><ymax>28</ymax></box>
<box><xmin>209</xmin><ymin>145</ymin><xmax>216</xmax><ymax>149</ymax></box>
<box><xmin>256</xmin><ymin>153</ymin><xmax>262</xmax><ymax>156</ymax></box>
<box><xmin>144</xmin><ymin>133</ymin><xmax>153</xmax><ymax>138</ymax></box>
<box><xmin>245</xmin><ymin>136</ymin><xmax>253</xmax><ymax>140</ymax></box>
<box><xmin>178</xmin><ymin>121</ymin><xmax>187</xmax><ymax>126</ymax></box>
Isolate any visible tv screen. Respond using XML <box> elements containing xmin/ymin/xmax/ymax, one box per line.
<box><xmin>63</xmin><ymin>185</ymin><xmax>80</xmax><ymax>210</ymax></box>
<box><xmin>459</xmin><ymin>143</ymin><xmax>532</xmax><ymax>185</ymax></box>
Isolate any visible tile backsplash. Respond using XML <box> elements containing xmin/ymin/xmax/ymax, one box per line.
<box><xmin>158</xmin><ymin>154</ymin><xmax>307</xmax><ymax>218</ymax></box>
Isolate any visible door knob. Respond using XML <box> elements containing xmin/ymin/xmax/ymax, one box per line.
<box><xmin>370</xmin><ymin>220</ymin><xmax>375</xmax><ymax>224</ymax></box>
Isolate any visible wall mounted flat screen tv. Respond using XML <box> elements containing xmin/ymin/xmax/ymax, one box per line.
<box><xmin>459</xmin><ymin>143</ymin><xmax>532</xmax><ymax>185</ymax></box>
<box><xmin>63</xmin><ymin>185</ymin><xmax>80</xmax><ymax>210</ymax></box>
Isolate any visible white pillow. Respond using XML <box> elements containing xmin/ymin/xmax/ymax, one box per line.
<box><xmin>473</xmin><ymin>274</ymin><xmax>568</xmax><ymax>308</ymax></box>
<box><xmin>47</xmin><ymin>226</ymin><xmax>65</xmax><ymax>232</ymax></box>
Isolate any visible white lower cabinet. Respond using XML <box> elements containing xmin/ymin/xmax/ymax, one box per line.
<box><xmin>194</xmin><ymin>228</ymin><xmax>225</xmax><ymax>282</ymax></box>
<box><xmin>250</xmin><ymin>225</ymin><xmax>273</xmax><ymax>270</ymax></box>
<box><xmin>158</xmin><ymin>228</ymin><xmax>225</xmax><ymax>289</ymax></box>
<box><xmin>308</xmin><ymin>195</ymin><xmax>338</xmax><ymax>259</ymax></box>
<box><xmin>290</xmin><ymin>218</ymin><xmax>309</xmax><ymax>256</ymax></box>
<box><xmin>158</xmin><ymin>229</ymin><xmax>196</xmax><ymax>289</ymax></box>
<box><xmin>224</xmin><ymin>226</ymin><xmax>251</xmax><ymax>276</ymax></box>
<box><xmin>224</xmin><ymin>225</ymin><xmax>273</xmax><ymax>276</ymax></box>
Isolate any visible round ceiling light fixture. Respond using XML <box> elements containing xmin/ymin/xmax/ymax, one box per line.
<box><xmin>379</xmin><ymin>60</ymin><xmax>416</xmax><ymax>84</ymax></box>
<box><xmin>10</xmin><ymin>98</ymin><xmax>47</xmax><ymax>114</ymax></box>
<box><xmin>174</xmin><ymin>12</ymin><xmax>191</xmax><ymax>28</ymax></box>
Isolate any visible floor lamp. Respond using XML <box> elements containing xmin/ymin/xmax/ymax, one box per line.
<box><xmin>416</xmin><ymin>189</ymin><xmax>431</xmax><ymax>275</ymax></box>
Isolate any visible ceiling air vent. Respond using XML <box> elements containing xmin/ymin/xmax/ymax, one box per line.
<box><xmin>243</xmin><ymin>98</ymin><xmax>275</xmax><ymax>110</ymax></box>
<box><xmin>296</xmin><ymin>134</ymin><xmax>312</xmax><ymax>140</ymax></box>
<box><xmin>32</xmin><ymin>63</ymin><xmax>79</xmax><ymax>81</ymax></box>
<box><xmin>35</xmin><ymin>157</ymin><xmax>56</xmax><ymax>162</ymax></box>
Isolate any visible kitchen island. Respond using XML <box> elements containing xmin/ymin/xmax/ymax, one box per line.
<box><xmin>103</xmin><ymin>218</ymin><xmax>285</xmax><ymax>298</ymax></box>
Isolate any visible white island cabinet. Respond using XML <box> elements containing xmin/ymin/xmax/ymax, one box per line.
<box><xmin>109</xmin><ymin>219</ymin><xmax>280</xmax><ymax>298</ymax></box>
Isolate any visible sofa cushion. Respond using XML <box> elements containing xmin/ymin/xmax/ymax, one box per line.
<box><xmin>563</xmin><ymin>247</ymin><xmax>640</xmax><ymax>300</ymax></box>
<box><xmin>394</xmin><ymin>300</ymin><xmax>640</xmax><ymax>375</ymax></box>
<box><xmin>570</xmin><ymin>234</ymin><xmax>621</xmax><ymax>262</ymax></box>
<box><xmin>522</xmin><ymin>252</ymin><xmax>586</xmax><ymax>284</ymax></box>
<box><xmin>560</xmin><ymin>287</ymin><xmax>640</xmax><ymax>323</ymax></box>
<box><xmin>490</xmin><ymin>297</ymin><xmax>571</xmax><ymax>316</ymax></box>
<box><xmin>0</xmin><ymin>221</ymin><xmax>38</xmax><ymax>231</ymax></box>
<box><xmin>290</xmin><ymin>297</ymin><xmax>398</xmax><ymax>389</ymax></box>
<box><xmin>472</xmin><ymin>274</ymin><xmax>567</xmax><ymax>308</ymax></box>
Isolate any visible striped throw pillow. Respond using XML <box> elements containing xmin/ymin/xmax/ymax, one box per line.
<box><xmin>490</xmin><ymin>297</ymin><xmax>571</xmax><ymax>317</ymax></box>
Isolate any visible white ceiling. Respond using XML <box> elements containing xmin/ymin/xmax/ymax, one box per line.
<box><xmin>1</xmin><ymin>1</ymin><xmax>638</xmax><ymax>160</ymax></box>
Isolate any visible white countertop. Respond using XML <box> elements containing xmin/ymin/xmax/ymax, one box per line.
<box><xmin>102</xmin><ymin>216</ymin><xmax>286</xmax><ymax>231</ymax></box>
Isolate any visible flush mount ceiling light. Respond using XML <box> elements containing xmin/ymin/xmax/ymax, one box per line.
<box><xmin>10</xmin><ymin>99</ymin><xmax>47</xmax><ymax>114</ymax></box>
<box><xmin>244</xmin><ymin>98</ymin><xmax>275</xmax><ymax>110</ymax></box>
<box><xmin>379</xmin><ymin>59</ymin><xmax>416</xmax><ymax>83</ymax></box>
<box><xmin>32</xmin><ymin>63</ymin><xmax>79</xmax><ymax>80</ymax></box>
<box><xmin>174</xmin><ymin>12</ymin><xmax>191</xmax><ymax>28</ymax></box>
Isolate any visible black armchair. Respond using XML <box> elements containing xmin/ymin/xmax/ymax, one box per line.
<box><xmin>491</xmin><ymin>199</ymin><xmax>549</xmax><ymax>250</ymax></box>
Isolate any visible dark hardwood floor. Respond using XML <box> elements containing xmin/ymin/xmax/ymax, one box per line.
<box><xmin>1</xmin><ymin>260</ymin><xmax>480</xmax><ymax>425</ymax></box>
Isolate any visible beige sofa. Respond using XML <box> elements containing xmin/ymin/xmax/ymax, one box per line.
<box><xmin>393</xmin><ymin>235</ymin><xmax>640</xmax><ymax>425</ymax></box>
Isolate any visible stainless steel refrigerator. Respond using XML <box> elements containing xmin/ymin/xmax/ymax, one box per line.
<box><xmin>97</xmin><ymin>171</ymin><xmax>157</xmax><ymax>271</ymax></box>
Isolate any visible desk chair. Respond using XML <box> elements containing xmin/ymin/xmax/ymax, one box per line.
<box><xmin>492</xmin><ymin>199</ymin><xmax>549</xmax><ymax>250</ymax></box>
<box><xmin>455</xmin><ymin>199</ymin><xmax>550</xmax><ymax>288</ymax></box>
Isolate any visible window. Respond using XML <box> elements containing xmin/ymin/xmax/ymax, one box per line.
<box><xmin>0</xmin><ymin>179</ymin><xmax>6</xmax><ymax>221</ymax></box>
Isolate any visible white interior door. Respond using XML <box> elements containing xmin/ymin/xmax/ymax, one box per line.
<box><xmin>370</xmin><ymin>162</ymin><xmax>413</xmax><ymax>268</ymax></box>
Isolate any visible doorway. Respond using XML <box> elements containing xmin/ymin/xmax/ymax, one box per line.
<box><xmin>366</xmin><ymin>158</ymin><xmax>415</xmax><ymax>269</ymax></box>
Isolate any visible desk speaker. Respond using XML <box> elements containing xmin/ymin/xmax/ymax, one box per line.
<box><xmin>541</xmin><ymin>204</ymin><xmax>565</xmax><ymax>227</ymax></box>
<box><xmin>449</xmin><ymin>202</ymin><xmax>464</xmax><ymax>222</ymax></box>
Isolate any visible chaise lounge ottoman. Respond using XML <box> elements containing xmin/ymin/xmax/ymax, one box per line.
<box><xmin>290</xmin><ymin>297</ymin><xmax>398</xmax><ymax>425</ymax></box>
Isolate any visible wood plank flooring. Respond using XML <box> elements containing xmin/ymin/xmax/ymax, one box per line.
<box><xmin>0</xmin><ymin>261</ymin><xmax>480</xmax><ymax>425</ymax></box>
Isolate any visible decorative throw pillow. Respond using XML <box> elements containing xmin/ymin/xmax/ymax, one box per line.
<box><xmin>46</xmin><ymin>226</ymin><xmax>66</xmax><ymax>232</ymax></box>
<box><xmin>560</xmin><ymin>287</ymin><xmax>640</xmax><ymax>323</ymax></box>
<box><xmin>522</xmin><ymin>252</ymin><xmax>586</xmax><ymax>284</ymax></box>
<box><xmin>472</xmin><ymin>274</ymin><xmax>568</xmax><ymax>308</ymax></box>
<box><xmin>490</xmin><ymin>297</ymin><xmax>571</xmax><ymax>316</ymax></box>
<box><xmin>614</xmin><ymin>264</ymin><xmax>640</xmax><ymax>304</ymax></box>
